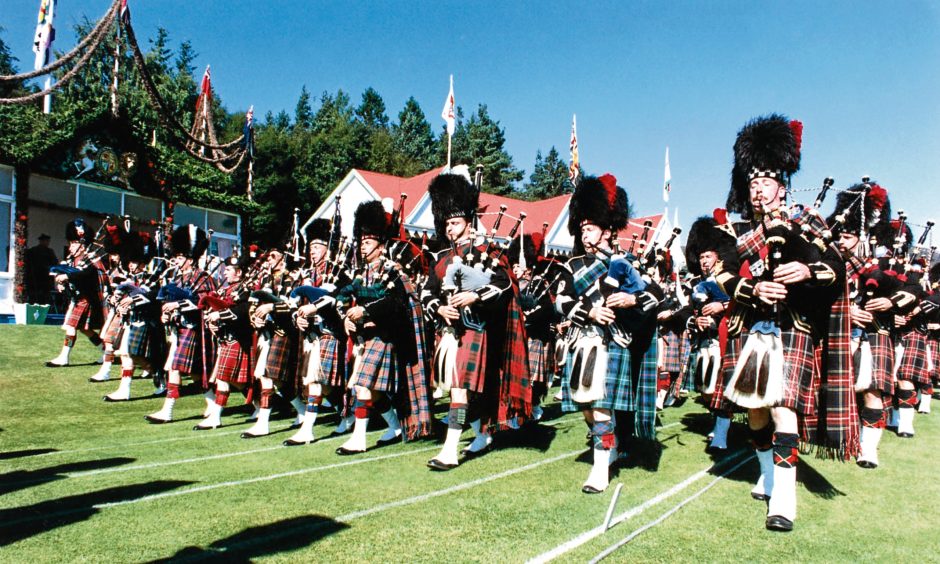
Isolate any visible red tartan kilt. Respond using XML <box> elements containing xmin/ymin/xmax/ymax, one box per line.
<box><xmin>455</xmin><ymin>329</ymin><xmax>487</xmax><ymax>393</ymax></box>
<box><xmin>785</xmin><ymin>330</ymin><xmax>818</xmax><ymax>415</ymax></box>
<box><xmin>868</xmin><ymin>331</ymin><xmax>895</xmax><ymax>396</ymax></box>
<box><xmin>527</xmin><ymin>337</ymin><xmax>555</xmax><ymax>384</ymax></box>
<box><xmin>348</xmin><ymin>337</ymin><xmax>396</xmax><ymax>392</ymax></box>
<box><xmin>897</xmin><ymin>331</ymin><xmax>930</xmax><ymax>386</ymax></box>
<box><xmin>710</xmin><ymin>333</ymin><xmax>744</xmax><ymax>412</ymax></box>
<box><xmin>101</xmin><ymin>312</ymin><xmax>123</xmax><ymax>345</ymax></box>
<box><xmin>172</xmin><ymin>327</ymin><xmax>215</xmax><ymax>375</ymax></box>
<box><xmin>659</xmin><ymin>331</ymin><xmax>685</xmax><ymax>374</ymax></box>
<box><xmin>214</xmin><ymin>339</ymin><xmax>251</xmax><ymax>385</ymax></box>
<box><xmin>264</xmin><ymin>331</ymin><xmax>294</xmax><ymax>382</ymax></box>
<box><xmin>64</xmin><ymin>299</ymin><xmax>92</xmax><ymax>331</ymax></box>
<box><xmin>928</xmin><ymin>339</ymin><xmax>940</xmax><ymax>383</ymax></box>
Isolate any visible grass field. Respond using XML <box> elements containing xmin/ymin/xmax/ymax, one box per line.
<box><xmin>1</xmin><ymin>325</ymin><xmax>939</xmax><ymax>563</ymax></box>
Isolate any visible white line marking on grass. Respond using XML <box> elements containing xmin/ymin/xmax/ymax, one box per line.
<box><xmin>335</xmin><ymin>449</ymin><xmax>583</xmax><ymax>522</ymax></box>
<box><xmin>526</xmin><ymin>449</ymin><xmax>750</xmax><ymax>564</ymax></box>
<box><xmin>589</xmin><ymin>454</ymin><xmax>754</xmax><ymax>563</ymax></box>
<box><xmin>2</xmin><ymin>447</ymin><xmax>441</xmax><ymax>529</ymax></box>
<box><xmin>34</xmin><ymin>428</ymin><xmax>251</xmax><ymax>457</ymax></box>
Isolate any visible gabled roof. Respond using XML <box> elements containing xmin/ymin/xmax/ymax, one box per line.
<box><xmin>475</xmin><ymin>192</ymin><xmax>570</xmax><ymax>239</ymax></box>
<box><xmin>358</xmin><ymin>167</ymin><xmax>445</xmax><ymax>210</ymax></box>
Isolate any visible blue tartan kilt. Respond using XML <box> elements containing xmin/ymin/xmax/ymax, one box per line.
<box><xmin>561</xmin><ymin>341</ymin><xmax>633</xmax><ymax>412</ymax></box>
<box><xmin>125</xmin><ymin>321</ymin><xmax>153</xmax><ymax>358</ymax></box>
<box><xmin>348</xmin><ymin>337</ymin><xmax>397</xmax><ymax>393</ymax></box>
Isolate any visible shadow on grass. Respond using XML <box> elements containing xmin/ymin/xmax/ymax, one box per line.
<box><xmin>798</xmin><ymin>459</ymin><xmax>846</xmax><ymax>499</ymax></box>
<box><xmin>0</xmin><ymin>456</ymin><xmax>135</xmax><ymax>496</ymax></box>
<box><xmin>147</xmin><ymin>514</ymin><xmax>349</xmax><ymax>563</ymax></box>
<box><xmin>0</xmin><ymin>480</ymin><xmax>194</xmax><ymax>546</ymax></box>
<box><xmin>493</xmin><ymin>421</ymin><xmax>559</xmax><ymax>453</ymax></box>
<box><xmin>0</xmin><ymin>448</ymin><xmax>58</xmax><ymax>460</ymax></box>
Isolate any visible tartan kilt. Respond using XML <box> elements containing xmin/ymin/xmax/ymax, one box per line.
<box><xmin>527</xmin><ymin>337</ymin><xmax>556</xmax><ymax>385</ymax></box>
<box><xmin>347</xmin><ymin>337</ymin><xmax>397</xmax><ymax>393</ymax></box>
<box><xmin>64</xmin><ymin>299</ymin><xmax>93</xmax><ymax>332</ymax></box>
<box><xmin>868</xmin><ymin>331</ymin><xmax>895</xmax><ymax>396</ymax></box>
<box><xmin>264</xmin><ymin>331</ymin><xmax>294</xmax><ymax>382</ymax></box>
<box><xmin>213</xmin><ymin>338</ymin><xmax>252</xmax><ymax>385</ymax></box>
<box><xmin>659</xmin><ymin>331</ymin><xmax>685</xmax><ymax>374</ymax></box>
<box><xmin>101</xmin><ymin>312</ymin><xmax>124</xmax><ymax>345</ymax></box>
<box><xmin>561</xmin><ymin>341</ymin><xmax>633</xmax><ymax>412</ymax></box>
<box><xmin>710</xmin><ymin>333</ymin><xmax>745</xmax><ymax>412</ymax></box>
<box><xmin>172</xmin><ymin>326</ymin><xmax>214</xmax><ymax>375</ymax></box>
<box><xmin>897</xmin><ymin>330</ymin><xmax>930</xmax><ymax>386</ymax></box>
<box><xmin>123</xmin><ymin>321</ymin><xmax>153</xmax><ymax>359</ymax></box>
<box><xmin>781</xmin><ymin>329</ymin><xmax>817</xmax><ymax>415</ymax></box>
<box><xmin>928</xmin><ymin>338</ymin><xmax>940</xmax><ymax>384</ymax></box>
<box><xmin>296</xmin><ymin>334</ymin><xmax>346</xmax><ymax>389</ymax></box>
<box><xmin>454</xmin><ymin>328</ymin><xmax>487</xmax><ymax>393</ymax></box>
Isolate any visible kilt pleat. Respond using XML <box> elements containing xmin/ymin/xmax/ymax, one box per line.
<box><xmin>527</xmin><ymin>338</ymin><xmax>556</xmax><ymax>384</ymax></box>
<box><xmin>867</xmin><ymin>331</ymin><xmax>895</xmax><ymax>396</ymax></box>
<box><xmin>455</xmin><ymin>329</ymin><xmax>487</xmax><ymax>393</ymax></box>
<box><xmin>64</xmin><ymin>299</ymin><xmax>92</xmax><ymax>331</ymax></box>
<box><xmin>347</xmin><ymin>337</ymin><xmax>397</xmax><ymax>393</ymax></box>
<box><xmin>213</xmin><ymin>339</ymin><xmax>252</xmax><ymax>385</ymax></box>
<box><xmin>897</xmin><ymin>330</ymin><xmax>930</xmax><ymax>386</ymax></box>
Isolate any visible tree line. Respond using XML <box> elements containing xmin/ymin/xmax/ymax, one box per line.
<box><xmin>0</xmin><ymin>23</ymin><xmax>573</xmax><ymax>245</ymax></box>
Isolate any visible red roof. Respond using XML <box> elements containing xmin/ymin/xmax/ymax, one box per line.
<box><xmin>356</xmin><ymin>167</ymin><xmax>445</xmax><ymax>216</ymax></box>
<box><xmin>476</xmin><ymin>192</ymin><xmax>570</xmax><ymax>238</ymax></box>
<box><xmin>616</xmin><ymin>214</ymin><xmax>664</xmax><ymax>254</ymax></box>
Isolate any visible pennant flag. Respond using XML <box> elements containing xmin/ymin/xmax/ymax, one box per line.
<box><xmin>32</xmin><ymin>0</ymin><xmax>57</xmax><ymax>70</ymax></box>
<box><xmin>568</xmin><ymin>114</ymin><xmax>580</xmax><ymax>185</ymax></box>
<box><xmin>243</xmin><ymin>105</ymin><xmax>255</xmax><ymax>158</ymax></box>
<box><xmin>663</xmin><ymin>146</ymin><xmax>672</xmax><ymax>203</ymax></box>
<box><xmin>441</xmin><ymin>74</ymin><xmax>456</xmax><ymax>136</ymax></box>
<box><xmin>196</xmin><ymin>66</ymin><xmax>212</xmax><ymax>116</ymax></box>
<box><xmin>119</xmin><ymin>0</ymin><xmax>130</xmax><ymax>25</ymax></box>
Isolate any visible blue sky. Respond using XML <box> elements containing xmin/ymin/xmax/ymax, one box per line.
<box><xmin>5</xmin><ymin>1</ymin><xmax>940</xmax><ymax>235</ymax></box>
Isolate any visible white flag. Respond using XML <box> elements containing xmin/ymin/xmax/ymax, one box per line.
<box><xmin>33</xmin><ymin>0</ymin><xmax>57</xmax><ymax>70</ymax></box>
<box><xmin>663</xmin><ymin>146</ymin><xmax>672</xmax><ymax>203</ymax></box>
<box><xmin>441</xmin><ymin>74</ymin><xmax>456</xmax><ymax>136</ymax></box>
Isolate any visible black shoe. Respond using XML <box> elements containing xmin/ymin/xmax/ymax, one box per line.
<box><xmin>765</xmin><ymin>515</ymin><xmax>793</xmax><ymax>532</ymax></box>
<box><xmin>857</xmin><ymin>460</ymin><xmax>878</xmax><ymax>469</ymax></box>
<box><xmin>375</xmin><ymin>434</ymin><xmax>403</xmax><ymax>447</ymax></box>
<box><xmin>240</xmin><ymin>431</ymin><xmax>267</xmax><ymax>439</ymax></box>
<box><xmin>427</xmin><ymin>458</ymin><xmax>458</xmax><ymax>471</ymax></box>
<box><xmin>751</xmin><ymin>492</ymin><xmax>769</xmax><ymax>501</ymax></box>
<box><xmin>283</xmin><ymin>438</ymin><xmax>314</xmax><ymax>446</ymax></box>
<box><xmin>897</xmin><ymin>432</ymin><xmax>914</xmax><ymax>438</ymax></box>
<box><xmin>705</xmin><ymin>445</ymin><xmax>728</xmax><ymax>455</ymax></box>
<box><xmin>45</xmin><ymin>361</ymin><xmax>68</xmax><ymax>368</ymax></box>
<box><xmin>193</xmin><ymin>424</ymin><xmax>219</xmax><ymax>431</ymax></box>
<box><xmin>145</xmin><ymin>415</ymin><xmax>170</xmax><ymax>424</ymax></box>
<box><xmin>103</xmin><ymin>395</ymin><xmax>128</xmax><ymax>402</ymax></box>
<box><xmin>461</xmin><ymin>443</ymin><xmax>494</xmax><ymax>460</ymax></box>
<box><xmin>582</xmin><ymin>484</ymin><xmax>605</xmax><ymax>494</ymax></box>
<box><xmin>335</xmin><ymin>446</ymin><xmax>366</xmax><ymax>456</ymax></box>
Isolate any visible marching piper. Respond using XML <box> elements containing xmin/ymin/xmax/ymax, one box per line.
<box><xmin>716</xmin><ymin>115</ymin><xmax>856</xmax><ymax>531</ymax></box>
<box><xmin>46</xmin><ymin>219</ymin><xmax>109</xmax><ymax>368</ymax></box>
<box><xmin>553</xmin><ymin>174</ymin><xmax>660</xmax><ymax>493</ymax></box>
<box><xmin>146</xmin><ymin>225</ymin><xmax>217</xmax><ymax>424</ymax></box>
<box><xmin>423</xmin><ymin>169</ymin><xmax>532</xmax><ymax>470</ymax></box>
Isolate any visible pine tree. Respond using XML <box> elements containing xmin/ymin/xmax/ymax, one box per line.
<box><xmin>525</xmin><ymin>146</ymin><xmax>571</xmax><ymax>200</ymax></box>
<box><xmin>392</xmin><ymin>97</ymin><xmax>437</xmax><ymax>174</ymax></box>
<box><xmin>294</xmin><ymin>85</ymin><xmax>313</xmax><ymax>130</ymax></box>
<box><xmin>355</xmin><ymin>87</ymin><xmax>389</xmax><ymax>130</ymax></box>
<box><xmin>449</xmin><ymin>104</ymin><xmax>523</xmax><ymax>196</ymax></box>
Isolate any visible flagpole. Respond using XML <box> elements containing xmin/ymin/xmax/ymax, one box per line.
<box><xmin>447</xmin><ymin>133</ymin><xmax>452</xmax><ymax>169</ymax></box>
<box><xmin>38</xmin><ymin>0</ymin><xmax>58</xmax><ymax>114</ymax></box>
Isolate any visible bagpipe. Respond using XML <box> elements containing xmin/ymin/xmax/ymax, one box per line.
<box><xmin>50</xmin><ymin>216</ymin><xmax>113</xmax><ymax>299</ymax></box>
